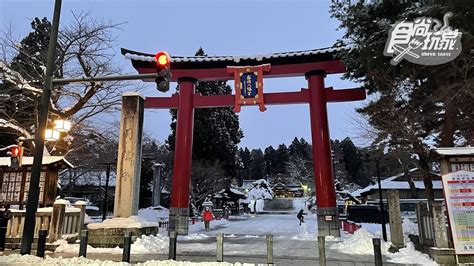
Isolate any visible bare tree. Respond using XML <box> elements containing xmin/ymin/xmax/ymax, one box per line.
<box><xmin>0</xmin><ymin>12</ymin><xmax>142</xmax><ymax>151</ymax></box>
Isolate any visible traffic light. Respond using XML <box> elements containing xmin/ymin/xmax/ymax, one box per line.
<box><xmin>8</xmin><ymin>145</ymin><xmax>22</xmax><ymax>168</ymax></box>
<box><xmin>154</xmin><ymin>51</ymin><xmax>171</xmax><ymax>92</ymax></box>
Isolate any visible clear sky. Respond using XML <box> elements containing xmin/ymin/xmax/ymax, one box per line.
<box><xmin>1</xmin><ymin>0</ymin><xmax>368</xmax><ymax>149</ymax></box>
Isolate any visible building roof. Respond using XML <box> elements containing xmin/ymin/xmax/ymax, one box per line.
<box><xmin>431</xmin><ymin>147</ymin><xmax>474</xmax><ymax>157</ymax></box>
<box><xmin>0</xmin><ymin>156</ymin><xmax>73</xmax><ymax>168</ymax></box>
<box><xmin>122</xmin><ymin>46</ymin><xmax>347</xmax><ymax>65</ymax></box>
<box><xmin>121</xmin><ymin>46</ymin><xmax>349</xmax><ymax>81</ymax></box>
<box><xmin>351</xmin><ymin>168</ymin><xmax>442</xmax><ymax>198</ymax></box>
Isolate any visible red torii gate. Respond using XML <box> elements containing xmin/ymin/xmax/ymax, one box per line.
<box><xmin>121</xmin><ymin>46</ymin><xmax>365</xmax><ymax>237</ymax></box>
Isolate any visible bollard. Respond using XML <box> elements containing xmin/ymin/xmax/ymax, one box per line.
<box><xmin>36</xmin><ymin>229</ymin><xmax>48</xmax><ymax>258</ymax></box>
<box><xmin>169</xmin><ymin>231</ymin><xmax>177</xmax><ymax>260</ymax></box>
<box><xmin>216</xmin><ymin>233</ymin><xmax>224</xmax><ymax>262</ymax></box>
<box><xmin>373</xmin><ymin>238</ymin><xmax>383</xmax><ymax>266</ymax></box>
<box><xmin>266</xmin><ymin>234</ymin><xmax>273</xmax><ymax>264</ymax></box>
<box><xmin>78</xmin><ymin>230</ymin><xmax>88</xmax><ymax>258</ymax></box>
<box><xmin>122</xmin><ymin>231</ymin><xmax>132</xmax><ymax>263</ymax></box>
<box><xmin>318</xmin><ymin>236</ymin><xmax>326</xmax><ymax>266</ymax></box>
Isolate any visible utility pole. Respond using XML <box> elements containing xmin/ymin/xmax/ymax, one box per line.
<box><xmin>20</xmin><ymin>0</ymin><xmax>62</xmax><ymax>255</ymax></box>
<box><xmin>376</xmin><ymin>159</ymin><xmax>388</xmax><ymax>242</ymax></box>
<box><xmin>100</xmin><ymin>162</ymin><xmax>114</xmax><ymax>221</ymax></box>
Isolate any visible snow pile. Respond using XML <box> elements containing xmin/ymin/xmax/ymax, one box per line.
<box><xmin>56</xmin><ymin>234</ymin><xmax>168</xmax><ymax>254</ymax></box>
<box><xmin>0</xmin><ymin>254</ymin><xmax>249</xmax><ymax>265</ymax></box>
<box><xmin>131</xmin><ymin>234</ymin><xmax>168</xmax><ymax>254</ymax></box>
<box><xmin>55</xmin><ymin>239</ymin><xmax>122</xmax><ymax>254</ymax></box>
<box><xmin>54</xmin><ymin>199</ymin><xmax>71</xmax><ymax>206</ymax></box>
<box><xmin>180</xmin><ymin>233</ymin><xmax>210</xmax><ymax>240</ymax></box>
<box><xmin>87</xmin><ymin>216</ymin><xmax>158</xmax><ymax>229</ymax></box>
<box><xmin>0</xmin><ymin>254</ymin><xmax>125</xmax><ymax>265</ymax></box>
<box><xmin>387</xmin><ymin>242</ymin><xmax>437</xmax><ymax>265</ymax></box>
<box><xmin>138</xmin><ymin>206</ymin><xmax>170</xmax><ymax>221</ymax></box>
<box><xmin>330</xmin><ymin>228</ymin><xmax>390</xmax><ymax>255</ymax></box>
<box><xmin>402</xmin><ymin>218</ymin><xmax>418</xmax><ymax>236</ymax></box>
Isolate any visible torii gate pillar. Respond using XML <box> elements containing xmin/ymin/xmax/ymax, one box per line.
<box><xmin>169</xmin><ymin>78</ymin><xmax>196</xmax><ymax>234</ymax></box>
<box><xmin>307</xmin><ymin>70</ymin><xmax>340</xmax><ymax>237</ymax></box>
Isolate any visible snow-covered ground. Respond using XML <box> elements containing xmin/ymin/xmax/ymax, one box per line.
<box><xmin>1</xmin><ymin>198</ymin><xmax>436</xmax><ymax>265</ymax></box>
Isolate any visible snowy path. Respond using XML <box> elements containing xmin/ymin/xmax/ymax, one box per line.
<box><xmin>46</xmin><ymin>212</ymin><xmax>432</xmax><ymax>265</ymax></box>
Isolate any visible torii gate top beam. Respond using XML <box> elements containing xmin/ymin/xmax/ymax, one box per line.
<box><xmin>121</xmin><ymin>46</ymin><xmax>348</xmax><ymax>82</ymax></box>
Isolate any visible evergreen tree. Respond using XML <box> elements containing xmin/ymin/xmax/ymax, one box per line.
<box><xmin>341</xmin><ymin>138</ymin><xmax>362</xmax><ymax>183</ymax></box>
<box><xmin>263</xmin><ymin>146</ymin><xmax>277</xmax><ymax>176</ymax></box>
<box><xmin>275</xmin><ymin>144</ymin><xmax>289</xmax><ymax>174</ymax></box>
<box><xmin>249</xmin><ymin>149</ymin><xmax>265</xmax><ymax>180</ymax></box>
<box><xmin>239</xmin><ymin>147</ymin><xmax>252</xmax><ymax>178</ymax></box>
<box><xmin>330</xmin><ymin>0</ymin><xmax>474</xmax><ymax>205</ymax></box>
<box><xmin>167</xmin><ymin>48</ymin><xmax>244</xmax><ymax>180</ymax></box>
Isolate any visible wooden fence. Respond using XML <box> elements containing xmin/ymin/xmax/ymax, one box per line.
<box><xmin>5</xmin><ymin>201</ymin><xmax>86</xmax><ymax>244</ymax></box>
<box><xmin>416</xmin><ymin>202</ymin><xmax>435</xmax><ymax>248</ymax></box>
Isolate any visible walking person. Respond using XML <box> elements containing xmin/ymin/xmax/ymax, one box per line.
<box><xmin>202</xmin><ymin>207</ymin><xmax>213</xmax><ymax>231</ymax></box>
<box><xmin>297</xmin><ymin>209</ymin><xmax>305</xmax><ymax>226</ymax></box>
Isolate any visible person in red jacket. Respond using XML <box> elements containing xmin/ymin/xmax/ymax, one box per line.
<box><xmin>202</xmin><ymin>207</ymin><xmax>213</xmax><ymax>231</ymax></box>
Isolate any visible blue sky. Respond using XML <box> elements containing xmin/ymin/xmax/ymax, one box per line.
<box><xmin>1</xmin><ymin>0</ymin><xmax>368</xmax><ymax>149</ymax></box>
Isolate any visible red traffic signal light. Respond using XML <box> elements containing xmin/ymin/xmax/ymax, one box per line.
<box><xmin>155</xmin><ymin>51</ymin><xmax>170</xmax><ymax>68</ymax></box>
<box><xmin>154</xmin><ymin>51</ymin><xmax>171</xmax><ymax>93</ymax></box>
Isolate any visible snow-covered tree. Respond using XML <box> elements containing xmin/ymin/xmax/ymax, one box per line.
<box><xmin>243</xmin><ymin>179</ymin><xmax>274</xmax><ymax>214</ymax></box>
<box><xmin>0</xmin><ymin>13</ymin><xmax>136</xmax><ymax>154</ymax></box>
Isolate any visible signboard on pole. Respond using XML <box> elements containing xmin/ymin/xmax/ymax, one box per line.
<box><xmin>442</xmin><ymin>170</ymin><xmax>474</xmax><ymax>254</ymax></box>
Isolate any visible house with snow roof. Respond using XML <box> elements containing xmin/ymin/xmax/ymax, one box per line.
<box><xmin>351</xmin><ymin>168</ymin><xmax>443</xmax><ymax>203</ymax></box>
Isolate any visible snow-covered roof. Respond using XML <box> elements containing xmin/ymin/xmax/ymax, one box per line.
<box><xmin>351</xmin><ymin>169</ymin><xmax>441</xmax><ymax>198</ymax></box>
<box><xmin>432</xmin><ymin>147</ymin><xmax>474</xmax><ymax>157</ymax></box>
<box><xmin>0</xmin><ymin>156</ymin><xmax>73</xmax><ymax>168</ymax></box>
<box><xmin>122</xmin><ymin>46</ymin><xmax>348</xmax><ymax>64</ymax></box>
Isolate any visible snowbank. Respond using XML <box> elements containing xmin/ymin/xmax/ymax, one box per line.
<box><xmin>330</xmin><ymin>228</ymin><xmax>390</xmax><ymax>255</ymax></box>
<box><xmin>386</xmin><ymin>242</ymin><xmax>437</xmax><ymax>266</ymax></box>
<box><xmin>138</xmin><ymin>206</ymin><xmax>169</xmax><ymax>221</ymax></box>
<box><xmin>331</xmin><ymin>228</ymin><xmax>437</xmax><ymax>265</ymax></box>
<box><xmin>0</xmin><ymin>254</ymin><xmax>249</xmax><ymax>265</ymax></box>
<box><xmin>402</xmin><ymin>218</ymin><xmax>418</xmax><ymax>236</ymax></box>
<box><xmin>55</xmin><ymin>234</ymin><xmax>168</xmax><ymax>254</ymax></box>
<box><xmin>87</xmin><ymin>216</ymin><xmax>158</xmax><ymax>229</ymax></box>
<box><xmin>0</xmin><ymin>254</ymin><xmax>125</xmax><ymax>265</ymax></box>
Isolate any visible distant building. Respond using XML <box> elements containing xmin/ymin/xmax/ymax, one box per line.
<box><xmin>431</xmin><ymin>147</ymin><xmax>474</xmax><ymax>175</ymax></box>
<box><xmin>351</xmin><ymin>168</ymin><xmax>443</xmax><ymax>202</ymax></box>
<box><xmin>0</xmin><ymin>156</ymin><xmax>73</xmax><ymax>207</ymax></box>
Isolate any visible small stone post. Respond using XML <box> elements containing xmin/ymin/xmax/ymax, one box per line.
<box><xmin>266</xmin><ymin>234</ymin><xmax>273</xmax><ymax>264</ymax></box>
<box><xmin>388</xmin><ymin>189</ymin><xmax>404</xmax><ymax>252</ymax></box>
<box><xmin>114</xmin><ymin>92</ymin><xmax>144</xmax><ymax>217</ymax></box>
<box><xmin>318</xmin><ymin>236</ymin><xmax>326</xmax><ymax>266</ymax></box>
<box><xmin>75</xmin><ymin>201</ymin><xmax>87</xmax><ymax>233</ymax></box>
<box><xmin>432</xmin><ymin>202</ymin><xmax>449</xmax><ymax>248</ymax></box>
<box><xmin>48</xmin><ymin>202</ymin><xmax>66</xmax><ymax>243</ymax></box>
<box><xmin>152</xmin><ymin>163</ymin><xmax>163</xmax><ymax>206</ymax></box>
<box><xmin>216</xmin><ymin>233</ymin><xmax>224</xmax><ymax>262</ymax></box>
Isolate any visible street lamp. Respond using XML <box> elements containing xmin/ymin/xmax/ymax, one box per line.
<box><xmin>53</xmin><ymin>119</ymin><xmax>71</xmax><ymax>132</ymax></box>
<box><xmin>44</xmin><ymin>129</ymin><xmax>60</xmax><ymax>141</ymax></box>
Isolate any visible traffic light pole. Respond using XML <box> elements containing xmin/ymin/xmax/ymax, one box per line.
<box><xmin>20</xmin><ymin>0</ymin><xmax>62</xmax><ymax>255</ymax></box>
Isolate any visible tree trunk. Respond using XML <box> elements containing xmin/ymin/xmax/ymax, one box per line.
<box><xmin>439</xmin><ymin>101</ymin><xmax>456</xmax><ymax>147</ymax></box>
<box><xmin>419</xmin><ymin>157</ymin><xmax>435</xmax><ymax>210</ymax></box>
<box><xmin>253</xmin><ymin>200</ymin><xmax>257</xmax><ymax>215</ymax></box>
